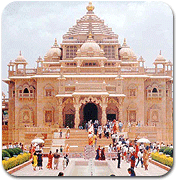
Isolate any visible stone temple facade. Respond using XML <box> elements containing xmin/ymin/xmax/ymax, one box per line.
<box><xmin>3</xmin><ymin>2</ymin><xmax>173</xmax><ymax>145</ymax></box>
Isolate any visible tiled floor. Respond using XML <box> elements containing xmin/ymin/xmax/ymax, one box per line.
<box><xmin>11</xmin><ymin>157</ymin><xmax>168</xmax><ymax>177</ymax></box>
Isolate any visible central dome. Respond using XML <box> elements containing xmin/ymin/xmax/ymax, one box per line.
<box><xmin>76</xmin><ymin>33</ymin><xmax>104</xmax><ymax>57</ymax></box>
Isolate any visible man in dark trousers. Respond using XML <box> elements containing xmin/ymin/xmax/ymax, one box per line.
<box><xmin>117</xmin><ymin>150</ymin><xmax>121</xmax><ymax>168</ymax></box>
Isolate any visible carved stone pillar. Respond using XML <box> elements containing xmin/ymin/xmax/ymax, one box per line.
<box><xmin>118</xmin><ymin>97</ymin><xmax>124</xmax><ymax>124</ymax></box>
<box><xmin>73</xmin><ymin>96</ymin><xmax>80</xmax><ymax>129</ymax></box>
<box><xmin>101</xmin><ymin>95</ymin><xmax>108</xmax><ymax>125</ymax></box>
<box><xmin>101</xmin><ymin>105</ymin><xmax>107</xmax><ymax>125</ymax></box>
<box><xmin>58</xmin><ymin>98</ymin><xmax>63</xmax><ymax>128</ymax></box>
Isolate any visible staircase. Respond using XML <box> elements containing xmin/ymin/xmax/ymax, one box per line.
<box><xmin>46</xmin><ymin>129</ymin><xmax>114</xmax><ymax>153</ymax></box>
<box><xmin>65</xmin><ymin>129</ymin><xmax>112</xmax><ymax>152</ymax></box>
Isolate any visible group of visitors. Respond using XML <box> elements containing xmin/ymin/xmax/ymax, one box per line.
<box><xmin>87</xmin><ymin>119</ymin><xmax>123</xmax><ymax>143</ymax></box>
<box><xmin>31</xmin><ymin>147</ymin><xmax>69</xmax><ymax>171</ymax></box>
<box><xmin>2</xmin><ymin>142</ymin><xmax>25</xmax><ymax>151</ymax></box>
<box><xmin>95</xmin><ymin>146</ymin><xmax>105</xmax><ymax>160</ymax></box>
<box><xmin>108</xmin><ymin>135</ymin><xmax>152</xmax><ymax>170</ymax></box>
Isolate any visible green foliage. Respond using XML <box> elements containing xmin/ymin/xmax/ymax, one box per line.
<box><xmin>2</xmin><ymin>148</ymin><xmax>23</xmax><ymax>159</ymax></box>
<box><xmin>163</xmin><ymin>147</ymin><xmax>173</xmax><ymax>157</ymax></box>
<box><xmin>5</xmin><ymin>149</ymin><xmax>16</xmax><ymax>157</ymax></box>
<box><xmin>159</xmin><ymin>147</ymin><xmax>173</xmax><ymax>157</ymax></box>
<box><xmin>2</xmin><ymin>150</ymin><xmax>11</xmax><ymax>160</ymax></box>
<box><xmin>13</xmin><ymin>148</ymin><xmax>23</xmax><ymax>155</ymax></box>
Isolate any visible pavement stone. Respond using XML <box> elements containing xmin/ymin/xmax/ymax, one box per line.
<box><xmin>11</xmin><ymin>157</ymin><xmax>168</xmax><ymax>177</ymax></box>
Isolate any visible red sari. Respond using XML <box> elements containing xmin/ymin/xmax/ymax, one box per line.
<box><xmin>46</xmin><ymin>154</ymin><xmax>53</xmax><ymax>169</ymax></box>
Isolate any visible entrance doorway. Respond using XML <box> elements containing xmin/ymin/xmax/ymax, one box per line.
<box><xmin>83</xmin><ymin>103</ymin><xmax>98</xmax><ymax>123</ymax></box>
<box><xmin>65</xmin><ymin>114</ymin><xmax>74</xmax><ymax>128</ymax></box>
<box><xmin>107</xmin><ymin>114</ymin><xmax>116</xmax><ymax>121</ymax></box>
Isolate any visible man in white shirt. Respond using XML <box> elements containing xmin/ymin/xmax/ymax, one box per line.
<box><xmin>135</xmin><ymin>149</ymin><xmax>143</xmax><ymax>168</ymax></box>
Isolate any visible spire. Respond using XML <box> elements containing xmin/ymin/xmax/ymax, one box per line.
<box><xmin>53</xmin><ymin>38</ymin><xmax>58</xmax><ymax>47</ymax></box>
<box><xmin>122</xmin><ymin>38</ymin><xmax>128</xmax><ymax>47</ymax></box>
<box><xmin>19</xmin><ymin>50</ymin><xmax>22</xmax><ymax>56</ymax></box>
<box><xmin>159</xmin><ymin>50</ymin><xmax>161</xmax><ymax>55</ymax></box>
<box><xmin>86</xmin><ymin>2</ymin><xmax>95</xmax><ymax>13</ymax></box>
<box><xmin>52</xmin><ymin>38</ymin><xmax>59</xmax><ymax>48</ymax></box>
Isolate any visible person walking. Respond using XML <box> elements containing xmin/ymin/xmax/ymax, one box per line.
<box><xmin>85</xmin><ymin>122</ymin><xmax>88</xmax><ymax>132</ymax></box>
<box><xmin>98</xmin><ymin>125</ymin><xmax>102</xmax><ymax>139</ymax></box>
<box><xmin>135</xmin><ymin>149</ymin><xmax>143</xmax><ymax>168</ymax></box>
<box><xmin>54</xmin><ymin>149</ymin><xmax>60</xmax><ymax>170</ymax></box>
<box><xmin>117</xmin><ymin>150</ymin><xmax>121</xmax><ymax>168</ymax></box>
<box><xmin>130</xmin><ymin>151</ymin><xmax>136</xmax><ymax>169</ymax></box>
<box><xmin>63</xmin><ymin>156</ymin><xmax>67</xmax><ymax>170</ymax></box>
<box><xmin>118</xmin><ymin>121</ymin><xmax>123</xmax><ymax>132</ymax></box>
<box><xmin>101</xmin><ymin>147</ymin><xmax>105</xmax><ymax>160</ymax></box>
<box><xmin>66</xmin><ymin>126</ymin><xmax>70</xmax><ymax>139</ymax></box>
<box><xmin>93</xmin><ymin>133</ymin><xmax>97</xmax><ymax>147</ymax></box>
<box><xmin>143</xmin><ymin>146</ymin><xmax>150</xmax><ymax>170</ymax></box>
<box><xmin>37</xmin><ymin>150</ymin><xmax>43</xmax><ymax>170</ymax></box>
<box><xmin>46</xmin><ymin>151</ymin><xmax>53</xmax><ymax>169</ymax></box>
<box><xmin>128</xmin><ymin>168</ymin><xmax>136</xmax><ymax>176</ymax></box>
<box><xmin>94</xmin><ymin>122</ymin><xmax>98</xmax><ymax>135</ymax></box>
<box><xmin>95</xmin><ymin>146</ymin><xmax>101</xmax><ymax>160</ymax></box>
<box><xmin>32</xmin><ymin>152</ymin><xmax>38</xmax><ymax>171</ymax></box>
<box><xmin>59</xmin><ymin>129</ymin><xmax>62</xmax><ymax>138</ymax></box>
<box><xmin>65</xmin><ymin>154</ymin><xmax>69</xmax><ymax>167</ymax></box>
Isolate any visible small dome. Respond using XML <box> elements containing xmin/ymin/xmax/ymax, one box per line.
<box><xmin>155</xmin><ymin>50</ymin><xmax>166</xmax><ymax>61</ymax></box>
<box><xmin>119</xmin><ymin>38</ymin><xmax>137</xmax><ymax>60</ymax></box>
<box><xmin>77</xmin><ymin>33</ymin><xmax>104</xmax><ymax>57</ymax></box>
<box><xmin>44</xmin><ymin>39</ymin><xmax>61</xmax><ymax>62</ymax></box>
<box><xmin>15</xmin><ymin>51</ymin><xmax>27</xmax><ymax>63</ymax></box>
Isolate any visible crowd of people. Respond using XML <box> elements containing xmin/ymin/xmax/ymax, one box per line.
<box><xmin>31</xmin><ymin>147</ymin><xmax>69</xmax><ymax>172</ymax></box>
<box><xmin>3</xmin><ymin>120</ymin><xmax>173</xmax><ymax>176</ymax></box>
<box><xmin>2</xmin><ymin>142</ymin><xmax>25</xmax><ymax>151</ymax></box>
<box><xmin>86</xmin><ymin>119</ymin><xmax>173</xmax><ymax>176</ymax></box>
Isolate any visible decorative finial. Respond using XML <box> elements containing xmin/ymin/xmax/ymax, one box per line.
<box><xmin>88</xmin><ymin>31</ymin><xmax>92</xmax><ymax>39</ymax></box>
<box><xmin>86</xmin><ymin>2</ymin><xmax>95</xmax><ymax>12</ymax></box>
<box><xmin>122</xmin><ymin>38</ymin><xmax>127</xmax><ymax>46</ymax></box>
<box><xmin>160</xmin><ymin>50</ymin><xmax>161</xmax><ymax>55</ymax></box>
<box><xmin>124</xmin><ymin>38</ymin><xmax>126</xmax><ymax>44</ymax></box>
<box><xmin>19</xmin><ymin>50</ymin><xmax>22</xmax><ymax>56</ymax></box>
<box><xmin>54</xmin><ymin>38</ymin><xmax>58</xmax><ymax>46</ymax></box>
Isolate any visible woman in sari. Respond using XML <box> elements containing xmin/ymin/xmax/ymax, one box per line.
<box><xmin>46</xmin><ymin>151</ymin><xmax>53</xmax><ymax>169</ymax></box>
<box><xmin>143</xmin><ymin>146</ymin><xmax>150</xmax><ymax>170</ymax></box>
<box><xmin>101</xmin><ymin>147</ymin><xmax>105</xmax><ymax>160</ymax></box>
<box><xmin>32</xmin><ymin>152</ymin><xmax>38</xmax><ymax>171</ymax></box>
<box><xmin>113</xmin><ymin>119</ymin><xmax>118</xmax><ymax>133</ymax></box>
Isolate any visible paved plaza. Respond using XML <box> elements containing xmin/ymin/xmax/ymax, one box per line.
<box><xmin>11</xmin><ymin>157</ymin><xmax>168</xmax><ymax>177</ymax></box>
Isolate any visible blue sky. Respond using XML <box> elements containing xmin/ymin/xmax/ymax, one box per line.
<box><xmin>1</xmin><ymin>1</ymin><xmax>173</xmax><ymax>94</ymax></box>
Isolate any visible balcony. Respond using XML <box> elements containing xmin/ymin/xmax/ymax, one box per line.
<box><xmin>19</xmin><ymin>93</ymin><xmax>34</xmax><ymax>99</ymax></box>
<box><xmin>147</xmin><ymin>92</ymin><xmax>163</xmax><ymax>99</ymax></box>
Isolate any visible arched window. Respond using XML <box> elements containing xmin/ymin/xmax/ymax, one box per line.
<box><xmin>23</xmin><ymin>88</ymin><xmax>29</xmax><ymax>93</ymax></box>
<box><xmin>44</xmin><ymin>84</ymin><xmax>54</xmax><ymax>97</ymax></box>
<box><xmin>152</xmin><ymin>88</ymin><xmax>158</xmax><ymax>93</ymax></box>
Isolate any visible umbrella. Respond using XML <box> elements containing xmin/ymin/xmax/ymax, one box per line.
<box><xmin>31</xmin><ymin>138</ymin><xmax>44</xmax><ymax>144</ymax></box>
<box><xmin>137</xmin><ymin>138</ymin><xmax>150</xmax><ymax>143</ymax></box>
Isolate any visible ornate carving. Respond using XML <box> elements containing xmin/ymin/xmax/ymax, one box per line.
<box><xmin>80</xmin><ymin>96</ymin><xmax>102</xmax><ymax>107</ymax></box>
<box><xmin>129</xmin><ymin>111</ymin><xmax>136</xmax><ymax>122</ymax></box>
<box><xmin>23</xmin><ymin>111</ymin><xmax>30</xmax><ymax>123</ymax></box>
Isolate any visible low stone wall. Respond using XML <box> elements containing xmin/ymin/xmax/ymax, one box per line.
<box><xmin>7</xmin><ymin>159</ymin><xmax>32</xmax><ymax>175</ymax></box>
<box><xmin>149</xmin><ymin>159</ymin><xmax>171</xmax><ymax>171</ymax></box>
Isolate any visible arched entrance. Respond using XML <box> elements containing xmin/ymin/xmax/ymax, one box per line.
<box><xmin>83</xmin><ymin>103</ymin><xmax>98</xmax><ymax>123</ymax></box>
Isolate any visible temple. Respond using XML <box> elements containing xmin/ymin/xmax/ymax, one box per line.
<box><xmin>2</xmin><ymin>2</ymin><xmax>173</xmax><ymax>148</ymax></box>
